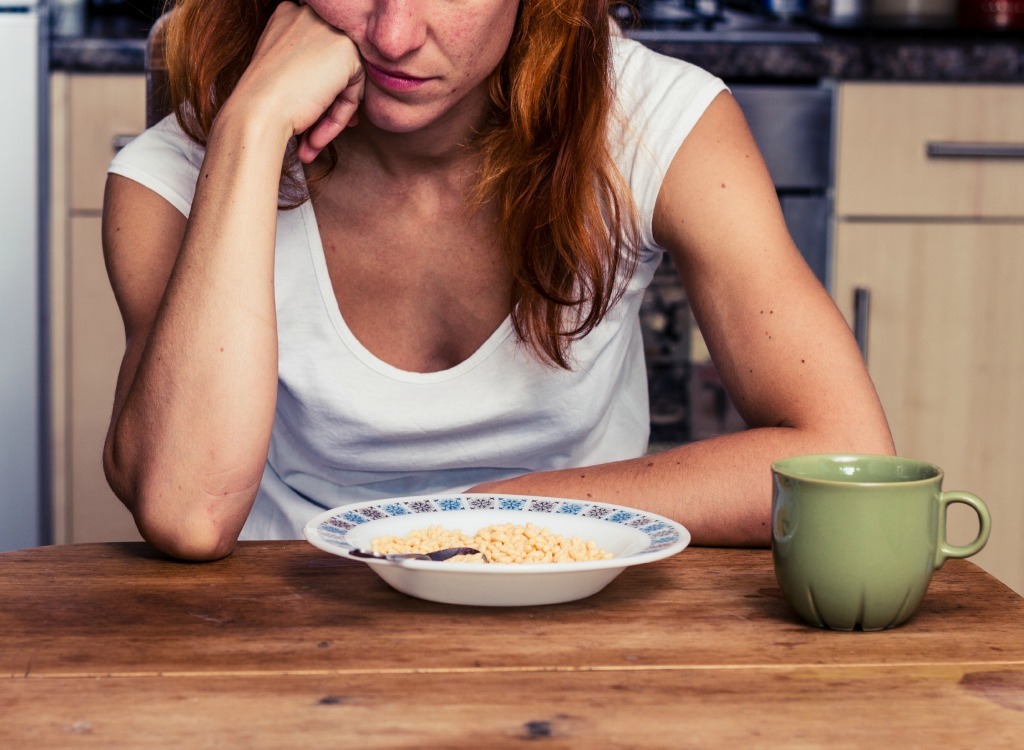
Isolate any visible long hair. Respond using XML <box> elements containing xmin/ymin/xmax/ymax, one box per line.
<box><xmin>476</xmin><ymin>0</ymin><xmax>638</xmax><ymax>368</ymax></box>
<box><xmin>163</xmin><ymin>0</ymin><xmax>639</xmax><ymax>369</ymax></box>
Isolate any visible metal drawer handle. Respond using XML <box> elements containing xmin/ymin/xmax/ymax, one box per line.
<box><xmin>111</xmin><ymin>134</ymin><xmax>137</xmax><ymax>152</ymax></box>
<box><xmin>853</xmin><ymin>287</ymin><xmax>870</xmax><ymax>364</ymax></box>
<box><xmin>927</xmin><ymin>142</ymin><xmax>1024</xmax><ymax>159</ymax></box>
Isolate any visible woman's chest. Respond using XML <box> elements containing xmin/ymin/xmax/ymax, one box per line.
<box><xmin>312</xmin><ymin>191</ymin><xmax>511</xmax><ymax>374</ymax></box>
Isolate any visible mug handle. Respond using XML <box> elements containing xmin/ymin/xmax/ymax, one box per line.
<box><xmin>935</xmin><ymin>491</ymin><xmax>992</xmax><ymax>569</ymax></box>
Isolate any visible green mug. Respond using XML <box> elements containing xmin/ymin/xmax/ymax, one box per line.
<box><xmin>771</xmin><ymin>454</ymin><xmax>991</xmax><ymax>631</ymax></box>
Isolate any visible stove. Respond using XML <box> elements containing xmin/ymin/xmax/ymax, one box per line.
<box><xmin>620</xmin><ymin>2</ymin><xmax>823</xmax><ymax>43</ymax></box>
<box><xmin>619</xmin><ymin>0</ymin><xmax>729</xmax><ymax>29</ymax></box>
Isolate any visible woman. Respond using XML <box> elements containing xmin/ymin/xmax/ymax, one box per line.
<box><xmin>102</xmin><ymin>0</ymin><xmax>894</xmax><ymax>561</ymax></box>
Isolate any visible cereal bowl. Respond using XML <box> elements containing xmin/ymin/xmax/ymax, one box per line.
<box><xmin>303</xmin><ymin>494</ymin><xmax>691</xmax><ymax>606</ymax></box>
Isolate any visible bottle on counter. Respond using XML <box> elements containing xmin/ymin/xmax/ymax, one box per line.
<box><xmin>957</xmin><ymin>0</ymin><xmax>1024</xmax><ymax>28</ymax></box>
<box><xmin>809</xmin><ymin>0</ymin><xmax>868</xmax><ymax>24</ymax></box>
<box><xmin>867</xmin><ymin>0</ymin><xmax>958</xmax><ymax>26</ymax></box>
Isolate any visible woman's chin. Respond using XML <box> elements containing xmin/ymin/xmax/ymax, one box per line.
<box><xmin>357</xmin><ymin>97</ymin><xmax>438</xmax><ymax>136</ymax></box>
<box><xmin>358</xmin><ymin>87</ymin><xmax>487</xmax><ymax>141</ymax></box>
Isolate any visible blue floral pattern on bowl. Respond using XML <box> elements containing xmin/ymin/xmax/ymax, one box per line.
<box><xmin>311</xmin><ymin>494</ymin><xmax>684</xmax><ymax>555</ymax></box>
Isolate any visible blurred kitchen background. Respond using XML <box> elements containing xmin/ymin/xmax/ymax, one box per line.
<box><xmin>2</xmin><ymin>0</ymin><xmax>1022</xmax><ymax>594</ymax></box>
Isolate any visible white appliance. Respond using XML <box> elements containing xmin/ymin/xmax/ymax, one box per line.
<box><xmin>0</xmin><ymin>0</ymin><xmax>48</xmax><ymax>551</ymax></box>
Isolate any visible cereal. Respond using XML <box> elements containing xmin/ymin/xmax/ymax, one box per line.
<box><xmin>371</xmin><ymin>523</ymin><xmax>613</xmax><ymax>564</ymax></box>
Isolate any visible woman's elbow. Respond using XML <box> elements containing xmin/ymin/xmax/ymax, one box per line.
<box><xmin>822</xmin><ymin>408</ymin><xmax>896</xmax><ymax>458</ymax></box>
<box><xmin>860</xmin><ymin>427</ymin><xmax>897</xmax><ymax>457</ymax></box>
<box><xmin>135</xmin><ymin>506</ymin><xmax>240</xmax><ymax>562</ymax></box>
<box><xmin>103</xmin><ymin>442</ymin><xmax>247</xmax><ymax>562</ymax></box>
<box><xmin>847</xmin><ymin>394</ymin><xmax>897</xmax><ymax>456</ymax></box>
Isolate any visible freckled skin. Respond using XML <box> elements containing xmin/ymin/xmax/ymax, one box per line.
<box><xmin>306</xmin><ymin>0</ymin><xmax>519</xmax><ymax>134</ymax></box>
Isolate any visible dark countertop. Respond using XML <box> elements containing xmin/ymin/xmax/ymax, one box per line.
<box><xmin>638</xmin><ymin>31</ymin><xmax>1024</xmax><ymax>82</ymax></box>
<box><xmin>50</xmin><ymin>11</ymin><xmax>1024</xmax><ymax>82</ymax></box>
<box><xmin>50</xmin><ymin>14</ymin><xmax>150</xmax><ymax>74</ymax></box>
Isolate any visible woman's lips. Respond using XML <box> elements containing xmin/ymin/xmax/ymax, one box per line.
<box><xmin>364</xmin><ymin>61</ymin><xmax>430</xmax><ymax>93</ymax></box>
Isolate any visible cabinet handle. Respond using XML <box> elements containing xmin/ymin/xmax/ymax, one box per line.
<box><xmin>927</xmin><ymin>142</ymin><xmax>1024</xmax><ymax>159</ymax></box>
<box><xmin>111</xmin><ymin>134</ymin><xmax>137</xmax><ymax>152</ymax></box>
<box><xmin>853</xmin><ymin>287</ymin><xmax>870</xmax><ymax>364</ymax></box>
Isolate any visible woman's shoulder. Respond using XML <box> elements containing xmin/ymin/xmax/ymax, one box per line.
<box><xmin>608</xmin><ymin>35</ymin><xmax>729</xmax><ymax>158</ymax></box>
<box><xmin>607</xmin><ymin>36</ymin><xmax>730</xmax><ymax>253</ymax></box>
<box><xmin>610</xmin><ymin>35</ymin><xmax>727</xmax><ymax>108</ymax></box>
<box><xmin>107</xmin><ymin>114</ymin><xmax>205</xmax><ymax>217</ymax></box>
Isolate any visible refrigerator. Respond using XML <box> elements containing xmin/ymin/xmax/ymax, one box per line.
<box><xmin>0</xmin><ymin>0</ymin><xmax>48</xmax><ymax>551</ymax></box>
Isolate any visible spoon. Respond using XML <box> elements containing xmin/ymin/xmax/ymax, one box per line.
<box><xmin>349</xmin><ymin>547</ymin><xmax>489</xmax><ymax>563</ymax></box>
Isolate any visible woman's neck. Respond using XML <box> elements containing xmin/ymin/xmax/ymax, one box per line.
<box><xmin>335</xmin><ymin>87</ymin><xmax>493</xmax><ymax>180</ymax></box>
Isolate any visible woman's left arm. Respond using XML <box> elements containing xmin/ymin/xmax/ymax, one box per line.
<box><xmin>468</xmin><ymin>92</ymin><xmax>894</xmax><ymax>547</ymax></box>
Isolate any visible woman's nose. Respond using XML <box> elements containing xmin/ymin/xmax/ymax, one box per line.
<box><xmin>365</xmin><ymin>0</ymin><xmax>428</xmax><ymax>61</ymax></box>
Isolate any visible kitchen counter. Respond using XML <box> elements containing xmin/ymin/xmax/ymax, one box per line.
<box><xmin>50</xmin><ymin>13</ymin><xmax>150</xmax><ymax>74</ymax></box>
<box><xmin>51</xmin><ymin>10</ymin><xmax>1024</xmax><ymax>82</ymax></box>
<box><xmin>638</xmin><ymin>27</ymin><xmax>1024</xmax><ymax>82</ymax></box>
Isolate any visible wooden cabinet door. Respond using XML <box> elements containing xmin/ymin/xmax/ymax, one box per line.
<box><xmin>835</xmin><ymin>83</ymin><xmax>1024</xmax><ymax>220</ymax></box>
<box><xmin>833</xmin><ymin>221</ymin><xmax>1024</xmax><ymax>595</ymax></box>
<box><xmin>50</xmin><ymin>73</ymin><xmax>146</xmax><ymax>544</ymax></box>
<box><xmin>69</xmin><ymin>74</ymin><xmax>147</xmax><ymax>212</ymax></box>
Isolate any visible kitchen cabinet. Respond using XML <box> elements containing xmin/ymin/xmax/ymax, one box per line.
<box><xmin>832</xmin><ymin>82</ymin><xmax>1024</xmax><ymax>595</ymax></box>
<box><xmin>49</xmin><ymin>72</ymin><xmax>146</xmax><ymax>543</ymax></box>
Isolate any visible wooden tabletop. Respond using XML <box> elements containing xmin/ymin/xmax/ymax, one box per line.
<box><xmin>2</xmin><ymin>541</ymin><xmax>1022</xmax><ymax>748</ymax></box>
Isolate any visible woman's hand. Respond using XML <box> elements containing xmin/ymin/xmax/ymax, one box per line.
<box><xmin>229</xmin><ymin>1</ymin><xmax>365</xmax><ymax>163</ymax></box>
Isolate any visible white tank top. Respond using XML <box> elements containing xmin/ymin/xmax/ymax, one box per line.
<box><xmin>108</xmin><ymin>37</ymin><xmax>727</xmax><ymax>539</ymax></box>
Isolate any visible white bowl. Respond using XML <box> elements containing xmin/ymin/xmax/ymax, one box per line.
<box><xmin>303</xmin><ymin>493</ymin><xmax>691</xmax><ymax>606</ymax></box>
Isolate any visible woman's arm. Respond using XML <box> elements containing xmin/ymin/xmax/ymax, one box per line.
<box><xmin>469</xmin><ymin>92</ymin><xmax>894</xmax><ymax>546</ymax></box>
<box><xmin>102</xmin><ymin>3</ymin><xmax>363</xmax><ymax>560</ymax></box>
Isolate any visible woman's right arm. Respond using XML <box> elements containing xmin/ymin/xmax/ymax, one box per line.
<box><xmin>102</xmin><ymin>3</ymin><xmax>363</xmax><ymax>560</ymax></box>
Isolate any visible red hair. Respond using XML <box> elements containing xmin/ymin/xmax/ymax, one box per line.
<box><xmin>164</xmin><ymin>0</ymin><xmax>639</xmax><ymax>368</ymax></box>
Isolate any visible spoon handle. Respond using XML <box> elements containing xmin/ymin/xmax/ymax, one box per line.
<box><xmin>348</xmin><ymin>549</ymin><xmax>431</xmax><ymax>561</ymax></box>
<box><xmin>348</xmin><ymin>547</ymin><xmax>487</xmax><ymax>562</ymax></box>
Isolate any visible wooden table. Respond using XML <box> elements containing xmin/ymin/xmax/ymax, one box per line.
<box><xmin>2</xmin><ymin>541</ymin><xmax>1022</xmax><ymax>747</ymax></box>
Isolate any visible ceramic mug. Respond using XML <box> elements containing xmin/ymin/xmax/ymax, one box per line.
<box><xmin>771</xmin><ymin>454</ymin><xmax>991</xmax><ymax>631</ymax></box>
